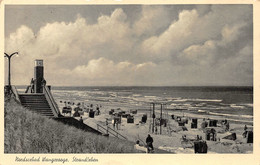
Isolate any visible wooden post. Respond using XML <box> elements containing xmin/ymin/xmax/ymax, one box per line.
<box><xmin>160</xmin><ymin>104</ymin><xmax>163</xmax><ymax>135</ymax></box>
<box><xmin>152</xmin><ymin>103</ymin><xmax>155</xmax><ymax>133</ymax></box>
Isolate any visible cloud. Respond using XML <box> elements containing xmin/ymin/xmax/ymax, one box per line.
<box><xmin>48</xmin><ymin>58</ymin><xmax>157</xmax><ymax>86</ymax></box>
<box><xmin>141</xmin><ymin>9</ymin><xmax>199</xmax><ymax>61</ymax></box>
<box><xmin>133</xmin><ymin>6</ymin><xmax>170</xmax><ymax>37</ymax></box>
<box><xmin>5</xmin><ymin>5</ymin><xmax>253</xmax><ymax>86</ymax></box>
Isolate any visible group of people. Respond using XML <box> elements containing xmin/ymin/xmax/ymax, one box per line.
<box><xmin>27</xmin><ymin>78</ymin><xmax>47</xmax><ymax>93</ymax></box>
<box><xmin>112</xmin><ymin>119</ymin><xmax>120</xmax><ymax>130</ymax></box>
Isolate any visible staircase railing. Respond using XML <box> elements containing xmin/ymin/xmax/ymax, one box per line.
<box><xmin>97</xmin><ymin>124</ymin><xmax>127</xmax><ymax>140</ymax></box>
<box><xmin>25</xmin><ymin>85</ymin><xmax>32</xmax><ymax>93</ymax></box>
<box><xmin>43</xmin><ymin>85</ymin><xmax>60</xmax><ymax>117</ymax></box>
<box><xmin>10</xmin><ymin>85</ymin><xmax>21</xmax><ymax>103</ymax></box>
<box><xmin>97</xmin><ymin>124</ymin><xmax>108</xmax><ymax>134</ymax></box>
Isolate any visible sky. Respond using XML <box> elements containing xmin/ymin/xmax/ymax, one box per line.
<box><xmin>4</xmin><ymin>5</ymin><xmax>253</xmax><ymax>86</ymax></box>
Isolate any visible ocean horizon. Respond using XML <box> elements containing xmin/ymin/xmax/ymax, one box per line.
<box><xmin>16</xmin><ymin>85</ymin><xmax>253</xmax><ymax>124</ymax></box>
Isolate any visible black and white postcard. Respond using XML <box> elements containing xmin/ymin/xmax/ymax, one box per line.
<box><xmin>1</xmin><ymin>0</ymin><xmax>259</xmax><ymax>165</ymax></box>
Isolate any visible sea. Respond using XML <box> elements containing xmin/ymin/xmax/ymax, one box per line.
<box><xmin>17</xmin><ymin>86</ymin><xmax>253</xmax><ymax>124</ymax></box>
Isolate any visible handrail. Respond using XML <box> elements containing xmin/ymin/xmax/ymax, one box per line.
<box><xmin>107</xmin><ymin>127</ymin><xmax>120</xmax><ymax>138</ymax></box>
<box><xmin>11</xmin><ymin>85</ymin><xmax>21</xmax><ymax>103</ymax></box>
<box><xmin>97</xmin><ymin>124</ymin><xmax>108</xmax><ymax>134</ymax></box>
<box><xmin>97</xmin><ymin>124</ymin><xmax>127</xmax><ymax>140</ymax></box>
<box><xmin>107</xmin><ymin>127</ymin><xmax>127</xmax><ymax>140</ymax></box>
<box><xmin>25</xmin><ymin>85</ymin><xmax>31</xmax><ymax>93</ymax></box>
<box><xmin>43</xmin><ymin>85</ymin><xmax>60</xmax><ymax>117</ymax></box>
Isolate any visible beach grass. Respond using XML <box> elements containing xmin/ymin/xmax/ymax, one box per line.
<box><xmin>4</xmin><ymin>98</ymin><xmax>138</xmax><ymax>153</ymax></box>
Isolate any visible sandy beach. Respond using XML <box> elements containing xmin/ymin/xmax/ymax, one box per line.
<box><xmin>59</xmin><ymin>103</ymin><xmax>253</xmax><ymax>154</ymax></box>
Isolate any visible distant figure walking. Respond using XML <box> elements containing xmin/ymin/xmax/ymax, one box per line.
<box><xmin>30</xmin><ymin>78</ymin><xmax>35</xmax><ymax>93</ymax></box>
<box><xmin>225</xmin><ymin>122</ymin><xmax>230</xmax><ymax>131</ymax></box>
<box><xmin>146</xmin><ymin>134</ymin><xmax>154</xmax><ymax>152</ymax></box>
<box><xmin>116</xmin><ymin>120</ymin><xmax>119</xmax><ymax>130</ymax></box>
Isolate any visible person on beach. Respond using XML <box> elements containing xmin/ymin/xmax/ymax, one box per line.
<box><xmin>244</xmin><ymin>125</ymin><xmax>248</xmax><ymax>131</ymax></box>
<box><xmin>116</xmin><ymin>120</ymin><xmax>119</xmax><ymax>130</ymax></box>
<box><xmin>113</xmin><ymin>120</ymin><xmax>115</xmax><ymax>129</ymax></box>
<box><xmin>79</xmin><ymin>116</ymin><xmax>83</xmax><ymax>123</ymax></box>
<box><xmin>96</xmin><ymin>106</ymin><xmax>100</xmax><ymax>115</ymax></box>
<box><xmin>146</xmin><ymin>134</ymin><xmax>154</xmax><ymax>152</ymax></box>
<box><xmin>225</xmin><ymin>122</ymin><xmax>230</xmax><ymax>131</ymax></box>
<box><xmin>243</xmin><ymin>125</ymin><xmax>248</xmax><ymax>138</ymax></box>
<box><xmin>224</xmin><ymin>119</ymin><xmax>227</xmax><ymax>125</ymax></box>
<box><xmin>196</xmin><ymin>135</ymin><xmax>200</xmax><ymax>140</ymax></box>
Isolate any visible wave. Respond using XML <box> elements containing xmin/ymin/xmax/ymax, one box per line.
<box><xmin>164</xmin><ymin>97</ymin><xmax>182</xmax><ymax>101</ymax></box>
<box><xmin>132</xmin><ymin>94</ymin><xmax>142</xmax><ymax>97</ymax></box>
<box><xmin>194</xmin><ymin>103</ymin><xmax>207</xmax><ymax>107</ymax></box>
<box><xmin>173</xmin><ymin>99</ymin><xmax>188</xmax><ymax>102</ymax></box>
<box><xmin>223</xmin><ymin>118</ymin><xmax>253</xmax><ymax>123</ymax></box>
<box><xmin>241</xmin><ymin>103</ymin><xmax>253</xmax><ymax>107</ymax></box>
<box><xmin>173</xmin><ymin>98</ymin><xmax>222</xmax><ymax>102</ymax></box>
<box><xmin>208</xmin><ymin>112</ymin><xmax>253</xmax><ymax>118</ymax></box>
<box><xmin>109</xmin><ymin>93</ymin><xmax>117</xmax><ymax>97</ymax></box>
<box><xmin>144</xmin><ymin>96</ymin><xmax>157</xmax><ymax>98</ymax></box>
<box><xmin>198</xmin><ymin>110</ymin><xmax>207</xmax><ymax>113</ymax></box>
<box><xmin>230</xmin><ymin>104</ymin><xmax>245</xmax><ymax>109</ymax></box>
<box><xmin>189</xmin><ymin>99</ymin><xmax>222</xmax><ymax>102</ymax></box>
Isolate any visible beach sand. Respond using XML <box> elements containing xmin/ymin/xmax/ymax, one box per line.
<box><xmin>60</xmin><ymin>104</ymin><xmax>253</xmax><ymax>154</ymax></box>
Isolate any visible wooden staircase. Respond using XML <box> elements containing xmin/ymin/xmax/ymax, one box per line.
<box><xmin>10</xmin><ymin>85</ymin><xmax>104</xmax><ymax>136</ymax></box>
<box><xmin>19</xmin><ymin>94</ymin><xmax>55</xmax><ymax>117</ymax></box>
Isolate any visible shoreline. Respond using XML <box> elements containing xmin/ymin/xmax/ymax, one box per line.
<box><xmin>136</xmin><ymin>108</ymin><xmax>253</xmax><ymax>125</ymax></box>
